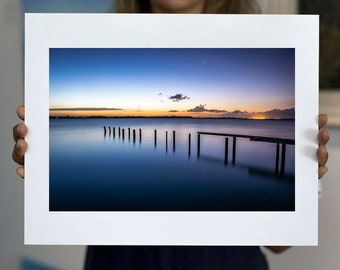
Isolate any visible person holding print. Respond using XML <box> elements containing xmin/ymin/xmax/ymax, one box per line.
<box><xmin>12</xmin><ymin>0</ymin><xmax>329</xmax><ymax>269</ymax></box>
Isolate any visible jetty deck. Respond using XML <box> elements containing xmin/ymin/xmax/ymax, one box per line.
<box><xmin>197</xmin><ymin>131</ymin><xmax>295</xmax><ymax>175</ymax></box>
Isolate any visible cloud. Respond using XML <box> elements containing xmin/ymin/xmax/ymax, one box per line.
<box><xmin>168</xmin><ymin>110</ymin><xmax>179</xmax><ymax>112</ymax></box>
<box><xmin>187</xmin><ymin>104</ymin><xmax>206</xmax><ymax>112</ymax></box>
<box><xmin>185</xmin><ymin>105</ymin><xmax>295</xmax><ymax>119</ymax></box>
<box><xmin>169</xmin><ymin>94</ymin><xmax>190</xmax><ymax>102</ymax></box>
<box><xmin>231</xmin><ymin>110</ymin><xmax>249</xmax><ymax>115</ymax></box>
<box><xmin>263</xmin><ymin>108</ymin><xmax>295</xmax><ymax>119</ymax></box>
<box><xmin>187</xmin><ymin>104</ymin><xmax>225</xmax><ymax>113</ymax></box>
<box><xmin>225</xmin><ymin>110</ymin><xmax>252</xmax><ymax>118</ymax></box>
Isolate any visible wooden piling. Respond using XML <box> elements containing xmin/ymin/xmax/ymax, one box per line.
<box><xmin>197</xmin><ymin>133</ymin><xmax>201</xmax><ymax>156</ymax></box>
<box><xmin>154</xmin><ymin>129</ymin><xmax>157</xmax><ymax>147</ymax></box>
<box><xmin>188</xmin><ymin>133</ymin><xmax>191</xmax><ymax>157</ymax></box>
<box><xmin>139</xmin><ymin>129</ymin><xmax>142</xmax><ymax>143</ymax></box>
<box><xmin>109</xmin><ymin>126</ymin><xmax>111</xmax><ymax>135</ymax></box>
<box><xmin>128</xmin><ymin>128</ymin><xmax>131</xmax><ymax>140</ymax></box>
<box><xmin>133</xmin><ymin>129</ymin><xmax>136</xmax><ymax>143</ymax></box>
<box><xmin>232</xmin><ymin>136</ymin><xmax>236</xmax><ymax>164</ymax></box>
<box><xmin>275</xmin><ymin>143</ymin><xmax>280</xmax><ymax>175</ymax></box>
<box><xmin>119</xmin><ymin>127</ymin><xmax>121</xmax><ymax>138</ymax></box>
<box><xmin>224</xmin><ymin>137</ymin><xmax>228</xmax><ymax>165</ymax></box>
<box><xmin>104</xmin><ymin>126</ymin><xmax>107</xmax><ymax>135</ymax></box>
<box><xmin>173</xmin><ymin>130</ymin><xmax>176</xmax><ymax>152</ymax></box>
<box><xmin>113</xmin><ymin>127</ymin><xmax>116</xmax><ymax>138</ymax></box>
<box><xmin>166</xmin><ymin>131</ymin><xmax>168</xmax><ymax>151</ymax></box>
<box><xmin>122</xmin><ymin>129</ymin><xmax>125</xmax><ymax>140</ymax></box>
<box><xmin>280</xmin><ymin>144</ymin><xmax>286</xmax><ymax>175</ymax></box>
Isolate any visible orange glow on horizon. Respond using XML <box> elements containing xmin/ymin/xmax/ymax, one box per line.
<box><xmin>251</xmin><ymin>115</ymin><xmax>267</xmax><ymax>120</ymax></box>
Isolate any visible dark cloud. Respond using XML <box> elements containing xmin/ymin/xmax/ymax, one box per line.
<box><xmin>231</xmin><ymin>110</ymin><xmax>249</xmax><ymax>114</ymax></box>
<box><xmin>185</xmin><ymin>105</ymin><xmax>295</xmax><ymax>119</ymax></box>
<box><xmin>187</xmin><ymin>104</ymin><xmax>206</xmax><ymax>112</ymax></box>
<box><xmin>168</xmin><ymin>110</ymin><xmax>179</xmax><ymax>112</ymax></box>
<box><xmin>263</xmin><ymin>108</ymin><xmax>295</xmax><ymax>119</ymax></box>
<box><xmin>187</xmin><ymin>104</ymin><xmax>225</xmax><ymax>113</ymax></box>
<box><xmin>225</xmin><ymin>110</ymin><xmax>252</xmax><ymax>118</ymax></box>
<box><xmin>169</xmin><ymin>94</ymin><xmax>190</xmax><ymax>102</ymax></box>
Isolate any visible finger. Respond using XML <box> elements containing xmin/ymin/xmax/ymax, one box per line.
<box><xmin>316</xmin><ymin>145</ymin><xmax>328</xmax><ymax>167</ymax></box>
<box><xmin>318</xmin><ymin>166</ymin><xmax>328</xmax><ymax>179</ymax></box>
<box><xmin>16</xmin><ymin>166</ymin><xmax>25</xmax><ymax>179</ymax></box>
<box><xmin>12</xmin><ymin>139</ymin><xmax>28</xmax><ymax>165</ymax></box>
<box><xmin>318</xmin><ymin>114</ymin><xmax>328</xmax><ymax>129</ymax></box>
<box><xmin>318</xmin><ymin>127</ymin><xmax>329</xmax><ymax>146</ymax></box>
<box><xmin>13</xmin><ymin>123</ymin><xmax>28</xmax><ymax>142</ymax></box>
<box><xmin>16</xmin><ymin>105</ymin><xmax>25</xmax><ymax>121</ymax></box>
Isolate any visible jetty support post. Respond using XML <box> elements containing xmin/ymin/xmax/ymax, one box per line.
<box><xmin>166</xmin><ymin>131</ymin><xmax>168</xmax><ymax>152</ymax></box>
<box><xmin>128</xmin><ymin>128</ymin><xmax>130</xmax><ymax>140</ymax></box>
<box><xmin>122</xmin><ymin>129</ymin><xmax>125</xmax><ymax>140</ymax></box>
<box><xmin>232</xmin><ymin>136</ymin><xmax>237</xmax><ymax>164</ymax></box>
<box><xmin>173</xmin><ymin>130</ymin><xmax>176</xmax><ymax>152</ymax></box>
<box><xmin>118</xmin><ymin>127</ymin><xmax>121</xmax><ymax>138</ymax></box>
<box><xmin>224</xmin><ymin>137</ymin><xmax>228</xmax><ymax>165</ymax></box>
<box><xmin>188</xmin><ymin>133</ymin><xmax>191</xmax><ymax>157</ymax></box>
<box><xmin>133</xmin><ymin>129</ymin><xmax>136</xmax><ymax>143</ymax></box>
<box><xmin>139</xmin><ymin>129</ymin><xmax>142</xmax><ymax>143</ymax></box>
<box><xmin>275</xmin><ymin>143</ymin><xmax>280</xmax><ymax>175</ymax></box>
<box><xmin>154</xmin><ymin>129</ymin><xmax>157</xmax><ymax>147</ymax></box>
<box><xmin>197</xmin><ymin>133</ymin><xmax>201</xmax><ymax>157</ymax></box>
<box><xmin>280</xmin><ymin>143</ymin><xmax>286</xmax><ymax>175</ymax></box>
<box><xmin>113</xmin><ymin>127</ymin><xmax>116</xmax><ymax>138</ymax></box>
<box><xmin>104</xmin><ymin>126</ymin><xmax>107</xmax><ymax>136</ymax></box>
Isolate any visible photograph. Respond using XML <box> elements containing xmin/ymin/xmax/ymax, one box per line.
<box><xmin>49</xmin><ymin>48</ymin><xmax>295</xmax><ymax>212</ymax></box>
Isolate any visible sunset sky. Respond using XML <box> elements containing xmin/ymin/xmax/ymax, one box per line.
<box><xmin>50</xmin><ymin>48</ymin><xmax>295</xmax><ymax>119</ymax></box>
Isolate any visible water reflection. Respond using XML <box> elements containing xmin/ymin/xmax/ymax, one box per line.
<box><xmin>50</xmin><ymin>118</ymin><xmax>295</xmax><ymax>211</ymax></box>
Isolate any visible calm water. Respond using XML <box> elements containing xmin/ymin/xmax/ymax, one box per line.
<box><xmin>49</xmin><ymin>118</ymin><xmax>295</xmax><ymax>211</ymax></box>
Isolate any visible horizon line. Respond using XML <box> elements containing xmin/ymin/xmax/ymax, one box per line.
<box><xmin>49</xmin><ymin>115</ymin><xmax>295</xmax><ymax>120</ymax></box>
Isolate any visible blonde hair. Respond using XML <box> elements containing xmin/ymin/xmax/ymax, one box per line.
<box><xmin>116</xmin><ymin>0</ymin><xmax>260</xmax><ymax>14</ymax></box>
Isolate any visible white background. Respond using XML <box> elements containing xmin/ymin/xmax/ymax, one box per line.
<box><xmin>1</xmin><ymin>0</ymin><xmax>339</xmax><ymax>269</ymax></box>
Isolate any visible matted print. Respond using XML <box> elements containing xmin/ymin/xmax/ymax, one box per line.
<box><xmin>25</xmin><ymin>14</ymin><xmax>319</xmax><ymax>245</ymax></box>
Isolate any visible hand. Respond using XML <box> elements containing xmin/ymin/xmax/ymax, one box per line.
<box><xmin>12</xmin><ymin>105</ymin><xmax>28</xmax><ymax>178</ymax></box>
<box><xmin>317</xmin><ymin>114</ymin><xmax>329</xmax><ymax>179</ymax></box>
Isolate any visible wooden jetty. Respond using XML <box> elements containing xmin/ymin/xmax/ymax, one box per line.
<box><xmin>197</xmin><ymin>131</ymin><xmax>294</xmax><ymax>175</ymax></box>
<box><xmin>103</xmin><ymin>126</ymin><xmax>294</xmax><ymax>176</ymax></box>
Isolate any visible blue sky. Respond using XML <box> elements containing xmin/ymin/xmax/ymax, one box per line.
<box><xmin>49</xmin><ymin>48</ymin><xmax>295</xmax><ymax>118</ymax></box>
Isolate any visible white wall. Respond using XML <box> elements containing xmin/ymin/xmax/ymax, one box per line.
<box><xmin>1</xmin><ymin>0</ymin><xmax>340</xmax><ymax>269</ymax></box>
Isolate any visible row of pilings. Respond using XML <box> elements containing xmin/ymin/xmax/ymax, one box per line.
<box><xmin>104</xmin><ymin>126</ymin><xmax>142</xmax><ymax>143</ymax></box>
<box><xmin>104</xmin><ymin>126</ymin><xmax>191</xmax><ymax>155</ymax></box>
<box><xmin>103</xmin><ymin>126</ymin><xmax>294</xmax><ymax>176</ymax></box>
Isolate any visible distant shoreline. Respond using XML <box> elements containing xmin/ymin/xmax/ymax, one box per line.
<box><xmin>49</xmin><ymin>116</ymin><xmax>294</xmax><ymax>121</ymax></box>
